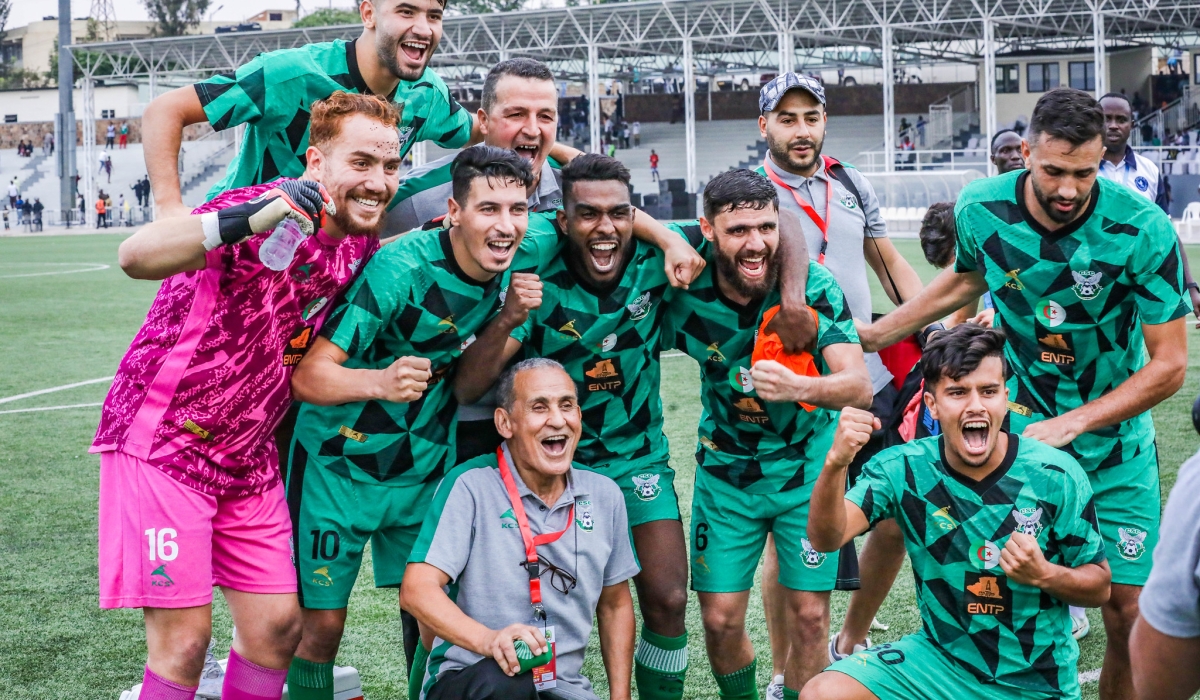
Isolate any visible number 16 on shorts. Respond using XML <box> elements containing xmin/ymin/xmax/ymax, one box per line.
<box><xmin>145</xmin><ymin>528</ymin><xmax>179</xmax><ymax>561</ymax></box>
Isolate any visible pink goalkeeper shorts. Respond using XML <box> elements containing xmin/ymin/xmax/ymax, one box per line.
<box><xmin>98</xmin><ymin>451</ymin><xmax>296</xmax><ymax>609</ymax></box>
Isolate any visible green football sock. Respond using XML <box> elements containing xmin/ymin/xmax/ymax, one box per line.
<box><xmin>783</xmin><ymin>687</ymin><xmax>800</xmax><ymax>700</ymax></box>
<box><xmin>634</xmin><ymin>627</ymin><xmax>688</xmax><ymax>700</ymax></box>
<box><xmin>713</xmin><ymin>657</ymin><xmax>759</xmax><ymax>700</ymax></box>
<box><xmin>285</xmin><ymin>657</ymin><xmax>334</xmax><ymax>700</ymax></box>
<box><xmin>407</xmin><ymin>642</ymin><xmax>430</xmax><ymax>699</ymax></box>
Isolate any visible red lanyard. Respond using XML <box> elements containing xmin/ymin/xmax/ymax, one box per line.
<box><xmin>762</xmin><ymin>157</ymin><xmax>832</xmax><ymax>264</ymax></box>
<box><xmin>497</xmin><ymin>446</ymin><xmax>574</xmax><ymax>620</ymax></box>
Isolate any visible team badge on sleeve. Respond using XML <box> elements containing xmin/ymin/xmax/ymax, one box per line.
<box><xmin>626</xmin><ymin>292</ymin><xmax>652</xmax><ymax>321</ymax></box>
<box><xmin>1013</xmin><ymin>508</ymin><xmax>1044</xmax><ymax>537</ymax></box>
<box><xmin>1071</xmin><ymin>270</ymin><xmax>1104</xmax><ymax>300</ymax></box>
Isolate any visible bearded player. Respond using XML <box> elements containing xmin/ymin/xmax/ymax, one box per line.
<box><xmin>803</xmin><ymin>324</ymin><xmax>1110</xmax><ymax>700</ymax></box>
<box><xmin>664</xmin><ymin>169</ymin><xmax>872</xmax><ymax>700</ymax></box>
<box><xmin>858</xmin><ymin>87</ymin><xmax>1188</xmax><ymax>700</ymax></box>
<box><xmin>93</xmin><ymin>92</ymin><xmax>401</xmax><ymax>700</ymax></box>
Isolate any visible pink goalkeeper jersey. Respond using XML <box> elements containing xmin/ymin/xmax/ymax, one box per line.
<box><xmin>91</xmin><ymin>181</ymin><xmax>379</xmax><ymax>496</ymax></box>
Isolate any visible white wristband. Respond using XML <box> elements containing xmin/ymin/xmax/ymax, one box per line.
<box><xmin>201</xmin><ymin>211</ymin><xmax>223</xmax><ymax>251</ymax></box>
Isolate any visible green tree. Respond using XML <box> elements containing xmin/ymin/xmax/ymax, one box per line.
<box><xmin>451</xmin><ymin>0</ymin><xmax>524</xmax><ymax>13</ymax></box>
<box><xmin>293</xmin><ymin>7</ymin><xmax>361</xmax><ymax>27</ymax></box>
<box><xmin>142</xmin><ymin>0</ymin><xmax>211</xmax><ymax>37</ymax></box>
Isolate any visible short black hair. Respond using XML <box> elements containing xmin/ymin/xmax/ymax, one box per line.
<box><xmin>450</xmin><ymin>145</ymin><xmax>535</xmax><ymax>204</ymax></box>
<box><xmin>921</xmin><ymin>324</ymin><xmax>1008</xmax><ymax>388</ymax></box>
<box><xmin>482</xmin><ymin>58</ymin><xmax>556</xmax><ymax>113</ymax></box>
<box><xmin>1028</xmin><ymin>87</ymin><xmax>1105</xmax><ymax>147</ymax></box>
<box><xmin>1099</xmin><ymin>92</ymin><xmax>1132</xmax><ymax>107</ymax></box>
<box><xmin>989</xmin><ymin>128</ymin><xmax>1018</xmax><ymax>152</ymax></box>
<box><xmin>561</xmin><ymin>153</ymin><xmax>631</xmax><ymax>205</ymax></box>
<box><xmin>919</xmin><ymin>201</ymin><xmax>957</xmax><ymax>269</ymax></box>
<box><xmin>703</xmin><ymin>169</ymin><xmax>778</xmax><ymax>222</ymax></box>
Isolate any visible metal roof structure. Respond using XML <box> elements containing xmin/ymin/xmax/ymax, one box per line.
<box><xmin>69</xmin><ymin>0</ymin><xmax>1200</xmax><ymax>81</ymax></box>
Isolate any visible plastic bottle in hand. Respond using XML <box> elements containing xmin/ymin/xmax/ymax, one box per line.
<box><xmin>259</xmin><ymin>218</ymin><xmax>306</xmax><ymax>271</ymax></box>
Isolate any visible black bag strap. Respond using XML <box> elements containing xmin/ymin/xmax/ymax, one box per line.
<box><xmin>825</xmin><ymin>157</ymin><xmax>904</xmax><ymax>306</ymax></box>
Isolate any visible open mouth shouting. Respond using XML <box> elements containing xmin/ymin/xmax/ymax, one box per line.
<box><xmin>484</xmin><ymin>235</ymin><xmax>517</xmax><ymax>265</ymax></box>
<box><xmin>738</xmin><ymin>252</ymin><xmax>769</xmax><ymax>279</ymax></box>
<box><xmin>540</xmin><ymin>433</ymin><xmax>569</xmax><ymax>457</ymax></box>
<box><xmin>588</xmin><ymin>237</ymin><xmax>621</xmax><ymax>273</ymax></box>
<box><xmin>960</xmin><ymin>418</ymin><xmax>991</xmax><ymax>458</ymax></box>
<box><xmin>512</xmin><ymin>141</ymin><xmax>541</xmax><ymax>162</ymax></box>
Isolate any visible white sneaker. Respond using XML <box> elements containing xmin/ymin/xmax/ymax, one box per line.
<box><xmin>870</xmin><ymin>616</ymin><xmax>889</xmax><ymax>632</ymax></box>
<box><xmin>828</xmin><ymin>631</ymin><xmax>870</xmax><ymax>664</ymax></box>
<box><xmin>1070</xmin><ymin>607</ymin><xmax>1091</xmax><ymax>641</ymax></box>
<box><xmin>196</xmin><ymin>639</ymin><xmax>224</xmax><ymax>699</ymax></box>
<box><xmin>765</xmin><ymin>674</ymin><xmax>785</xmax><ymax>700</ymax></box>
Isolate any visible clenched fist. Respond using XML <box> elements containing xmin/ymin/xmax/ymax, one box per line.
<box><xmin>1000</xmin><ymin>531</ymin><xmax>1050</xmax><ymax>588</ymax></box>
<box><xmin>826</xmin><ymin>407</ymin><xmax>879</xmax><ymax>469</ymax></box>
<box><xmin>376</xmin><ymin>356</ymin><xmax>432</xmax><ymax>403</ymax></box>
<box><xmin>500</xmin><ymin>273</ymin><xmax>543</xmax><ymax>328</ymax></box>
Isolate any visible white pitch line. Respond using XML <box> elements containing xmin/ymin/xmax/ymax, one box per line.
<box><xmin>0</xmin><ymin>262</ymin><xmax>110</xmax><ymax>279</ymax></box>
<box><xmin>1079</xmin><ymin>668</ymin><xmax>1102</xmax><ymax>684</ymax></box>
<box><xmin>0</xmin><ymin>402</ymin><xmax>103</xmax><ymax>415</ymax></box>
<box><xmin>0</xmin><ymin>376</ymin><xmax>114</xmax><ymax>405</ymax></box>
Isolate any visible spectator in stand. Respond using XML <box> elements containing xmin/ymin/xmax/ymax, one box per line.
<box><xmin>20</xmin><ymin>197</ymin><xmax>32</xmax><ymax>229</ymax></box>
<box><xmin>119</xmin><ymin>122</ymin><xmax>129</xmax><ymax>149</ymax></box>
<box><xmin>44</xmin><ymin>130</ymin><xmax>54</xmax><ymax>156</ymax></box>
<box><xmin>31</xmin><ymin>198</ymin><xmax>43</xmax><ymax>231</ymax></box>
<box><xmin>104</xmin><ymin>152</ymin><xmax>113</xmax><ymax>184</ymax></box>
<box><xmin>105</xmin><ymin>122</ymin><xmax>116</xmax><ymax>149</ymax></box>
<box><xmin>915</xmin><ymin>115</ymin><xmax>926</xmax><ymax>147</ymax></box>
<box><xmin>15</xmin><ymin>195</ymin><xmax>24</xmax><ymax>225</ymax></box>
<box><xmin>122</xmin><ymin>194</ymin><xmax>132</xmax><ymax>226</ymax></box>
<box><xmin>105</xmin><ymin>192</ymin><xmax>114</xmax><ymax>226</ymax></box>
<box><xmin>77</xmin><ymin>193</ymin><xmax>85</xmax><ymax>222</ymax></box>
<box><xmin>117</xmin><ymin>193</ymin><xmax>127</xmax><ymax>226</ymax></box>
<box><xmin>990</xmin><ymin>128</ymin><xmax>1026</xmax><ymax>174</ymax></box>
<box><xmin>632</xmin><ymin>120</ymin><xmax>641</xmax><ymax>147</ymax></box>
<box><xmin>650</xmin><ymin>149</ymin><xmax>659</xmax><ymax>182</ymax></box>
<box><xmin>8</xmin><ymin>179</ymin><xmax>18</xmax><ymax>210</ymax></box>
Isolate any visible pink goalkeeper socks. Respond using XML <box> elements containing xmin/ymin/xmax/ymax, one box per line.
<box><xmin>139</xmin><ymin>667</ymin><xmax>198</xmax><ymax>700</ymax></box>
<box><xmin>222</xmin><ymin>648</ymin><xmax>289</xmax><ymax>700</ymax></box>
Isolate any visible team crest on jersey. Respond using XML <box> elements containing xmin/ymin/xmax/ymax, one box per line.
<box><xmin>499</xmin><ymin>286</ymin><xmax>508</xmax><ymax>306</ymax></box>
<box><xmin>1013</xmin><ymin>507</ymin><xmax>1044</xmax><ymax>537</ymax></box>
<box><xmin>1004</xmin><ymin>269</ymin><xmax>1024</xmax><ymax>290</ymax></box>
<box><xmin>931</xmin><ymin>506</ymin><xmax>958</xmax><ymax>531</ymax></box>
<box><xmin>500</xmin><ymin>508</ymin><xmax>519</xmax><ymax>529</ymax></box>
<box><xmin>311</xmin><ymin>566</ymin><xmax>333</xmax><ymax>587</ymax></box>
<box><xmin>1035</xmin><ymin>300</ymin><xmax>1065</xmax><ymax>328</ymax></box>
<box><xmin>632</xmin><ymin>474</ymin><xmax>662</xmax><ymax>502</ymax></box>
<box><xmin>558</xmin><ymin>320</ymin><xmax>583</xmax><ymax>340</ymax></box>
<box><xmin>971</xmin><ymin>540</ymin><xmax>1001</xmax><ymax>570</ymax></box>
<box><xmin>707</xmin><ymin>343</ymin><xmax>725</xmax><ymax>362</ymax></box>
<box><xmin>1135</xmin><ymin>175</ymin><xmax>1150</xmax><ymax>192</ymax></box>
<box><xmin>397</xmin><ymin>126</ymin><xmax>414</xmax><ymax>148</ymax></box>
<box><xmin>839</xmin><ymin>194</ymin><xmax>858</xmax><ymax>210</ymax></box>
<box><xmin>348</xmin><ymin>257</ymin><xmax>363</xmax><ymax>275</ymax></box>
<box><xmin>576</xmin><ymin>500</ymin><xmax>594</xmax><ymax>532</ymax></box>
<box><xmin>1071</xmin><ymin>270</ymin><xmax>1104</xmax><ymax>300</ymax></box>
<box><xmin>150</xmin><ymin>565</ymin><xmax>174</xmax><ymax>587</ymax></box>
<box><xmin>729</xmin><ymin>366</ymin><xmax>754</xmax><ymax>393</ymax></box>
<box><xmin>627</xmin><ymin>292</ymin><xmax>653</xmax><ymax>321</ymax></box>
<box><xmin>1117</xmin><ymin>527</ymin><xmax>1148</xmax><ymax>560</ymax></box>
<box><xmin>800</xmin><ymin>538</ymin><xmax>827</xmax><ymax>569</ymax></box>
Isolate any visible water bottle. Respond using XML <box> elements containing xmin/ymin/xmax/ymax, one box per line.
<box><xmin>259</xmin><ymin>217</ymin><xmax>307</xmax><ymax>271</ymax></box>
<box><xmin>513</xmin><ymin>639</ymin><xmax>553</xmax><ymax>673</ymax></box>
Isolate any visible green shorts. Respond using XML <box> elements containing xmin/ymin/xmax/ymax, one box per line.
<box><xmin>1008</xmin><ymin>407</ymin><xmax>1159</xmax><ymax>586</ymax></box>
<box><xmin>286</xmin><ymin>441</ymin><xmax>439</xmax><ymax>609</ymax></box>
<box><xmin>827</xmin><ymin>633</ymin><xmax>1077</xmax><ymax>700</ymax></box>
<box><xmin>689</xmin><ymin>466</ymin><xmax>838</xmax><ymax>593</ymax></box>
<box><xmin>579</xmin><ymin>457</ymin><xmax>681</xmax><ymax>528</ymax></box>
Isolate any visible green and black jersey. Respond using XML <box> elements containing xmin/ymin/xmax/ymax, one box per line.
<box><xmin>291</xmin><ymin>214</ymin><xmax>559</xmax><ymax>486</ymax></box>
<box><xmin>847</xmin><ymin>435</ymin><xmax>1106</xmax><ymax>696</ymax></box>
<box><xmin>663</xmin><ymin>256</ymin><xmax>859</xmax><ymax>493</ymax></box>
<box><xmin>510</xmin><ymin>223</ymin><xmax>695</xmax><ymax>470</ymax></box>
<box><xmin>954</xmin><ymin>171</ymin><xmax>1188</xmax><ymax>470</ymax></box>
<box><xmin>195</xmin><ymin>38</ymin><xmax>472</xmax><ymax>200</ymax></box>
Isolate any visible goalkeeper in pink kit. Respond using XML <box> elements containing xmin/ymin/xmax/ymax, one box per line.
<box><xmin>91</xmin><ymin>92</ymin><xmax>403</xmax><ymax>700</ymax></box>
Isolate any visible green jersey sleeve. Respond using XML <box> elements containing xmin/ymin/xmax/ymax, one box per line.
<box><xmin>952</xmin><ymin>199</ymin><xmax>981</xmax><ymax>274</ymax></box>
<box><xmin>846</xmin><ymin>451</ymin><xmax>899</xmax><ymax>527</ymax></box>
<box><xmin>1130</xmin><ymin>217</ymin><xmax>1189</xmax><ymax>325</ymax></box>
<box><xmin>509</xmin><ymin>212</ymin><xmax>564</xmax><ymax>274</ymax></box>
<box><xmin>1050</xmin><ymin>462</ymin><xmax>1107</xmax><ymax>568</ymax></box>
<box><xmin>318</xmin><ymin>245</ymin><xmax>412</xmax><ymax>354</ymax></box>
<box><xmin>194</xmin><ymin>52</ymin><xmax>284</xmax><ymax>131</ymax></box>
<box><xmin>808</xmin><ymin>262</ymin><xmax>859</xmax><ymax>350</ymax></box>
<box><xmin>413</xmin><ymin>72</ymin><xmax>473</xmax><ymax>149</ymax></box>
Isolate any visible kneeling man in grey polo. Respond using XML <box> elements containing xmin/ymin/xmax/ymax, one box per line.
<box><xmin>402</xmin><ymin>357</ymin><xmax>639</xmax><ymax>700</ymax></box>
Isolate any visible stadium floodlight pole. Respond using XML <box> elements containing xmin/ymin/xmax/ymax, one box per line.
<box><xmin>588</xmin><ymin>41</ymin><xmax>600</xmax><ymax>154</ymax></box>
<box><xmin>983</xmin><ymin>17</ymin><xmax>997</xmax><ymax>176</ymax></box>
<box><xmin>778</xmin><ymin>31</ymin><xmax>794</xmax><ymax>75</ymax></box>
<box><xmin>1092</xmin><ymin>6</ymin><xmax>1106</xmax><ymax>97</ymax></box>
<box><xmin>881</xmin><ymin>24</ymin><xmax>895</xmax><ymax>173</ymax></box>
<box><xmin>683</xmin><ymin>36</ymin><xmax>696</xmax><ymax>195</ymax></box>
<box><xmin>82</xmin><ymin>78</ymin><xmax>97</xmax><ymax>228</ymax></box>
<box><xmin>56</xmin><ymin>0</ymin><xmax>76</xmax><ymax>227</ymax></box>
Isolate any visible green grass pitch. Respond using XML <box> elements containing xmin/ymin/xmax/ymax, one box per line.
<box><xmin>2</xmin><ymin>233</ymin><xmax>1198</xmax><ymax>699</ymax></box>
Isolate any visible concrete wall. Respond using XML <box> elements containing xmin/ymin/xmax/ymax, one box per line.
<box><xmin>0</xmin><ymin>84</ymin><xmax>142</xmax><ymax>123</ymax></box>
<box><xmin>621</xmin><ymin>82</ymin><xmax>976</xmax><ymax>122</ymax></box>
<box><xmin>984</xmin><ymin>47</ymin><xmax>1152</xmax><ymax>128</ymax></box>
<box><xmin>0</xmin><ymin>116</ymin><xmax>212</xmax><ymax>148</ymax></box>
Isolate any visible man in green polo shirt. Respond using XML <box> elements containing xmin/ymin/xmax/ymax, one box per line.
<box><xmin>142</xmin><ymin>0</ymin><xmax>475</xmax><ymax>218</ymax></box>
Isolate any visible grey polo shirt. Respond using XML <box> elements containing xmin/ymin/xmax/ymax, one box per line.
<box><xmin>1140</xmin><ymin>448</ymin><xmax>1200</xmax><ymax>638</ymax></box>
<box><xmin>387</xmin><ymin>153</ymin><xmax>564</xmax><ymax>235</ymax></box>
<box><xmin>757</xmin><ymin>155</ymin><xmax>893</xmax><ymax>393</ymax></box>
<box><xmin>411</xmin><ymin>443</ymin><xmax>639</xmax><ymax>700</ymax></box>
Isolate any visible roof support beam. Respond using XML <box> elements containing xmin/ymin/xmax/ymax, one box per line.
<box><xmin>882</xmin><ymin>24</ymin><xmax>895</xmax><ymax>173</ymax></box>
<box><xmin>1092</xmin><ymin>7</ymin><xmax>1106</xmax><ymax>97</ymax></box>
<box><xmin>684</xmin><ymin>35</ymin><xmax>697</xmax><ymax>194</ymax></box>
<box><xmin>588</xmin><ymin>41</ymin><xmax>601</xmax><ymax>154</ymax></box>
<box><xmin>983</xmin><ymin>16</ymin><xmax>998</xmax><ymax>175</ymax></box>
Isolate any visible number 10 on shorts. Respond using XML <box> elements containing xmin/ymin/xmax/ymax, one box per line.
<box><xmin>145</xmin><ymin>528</ymin><xmax>179</xmax><ymax>561</ymax></box>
